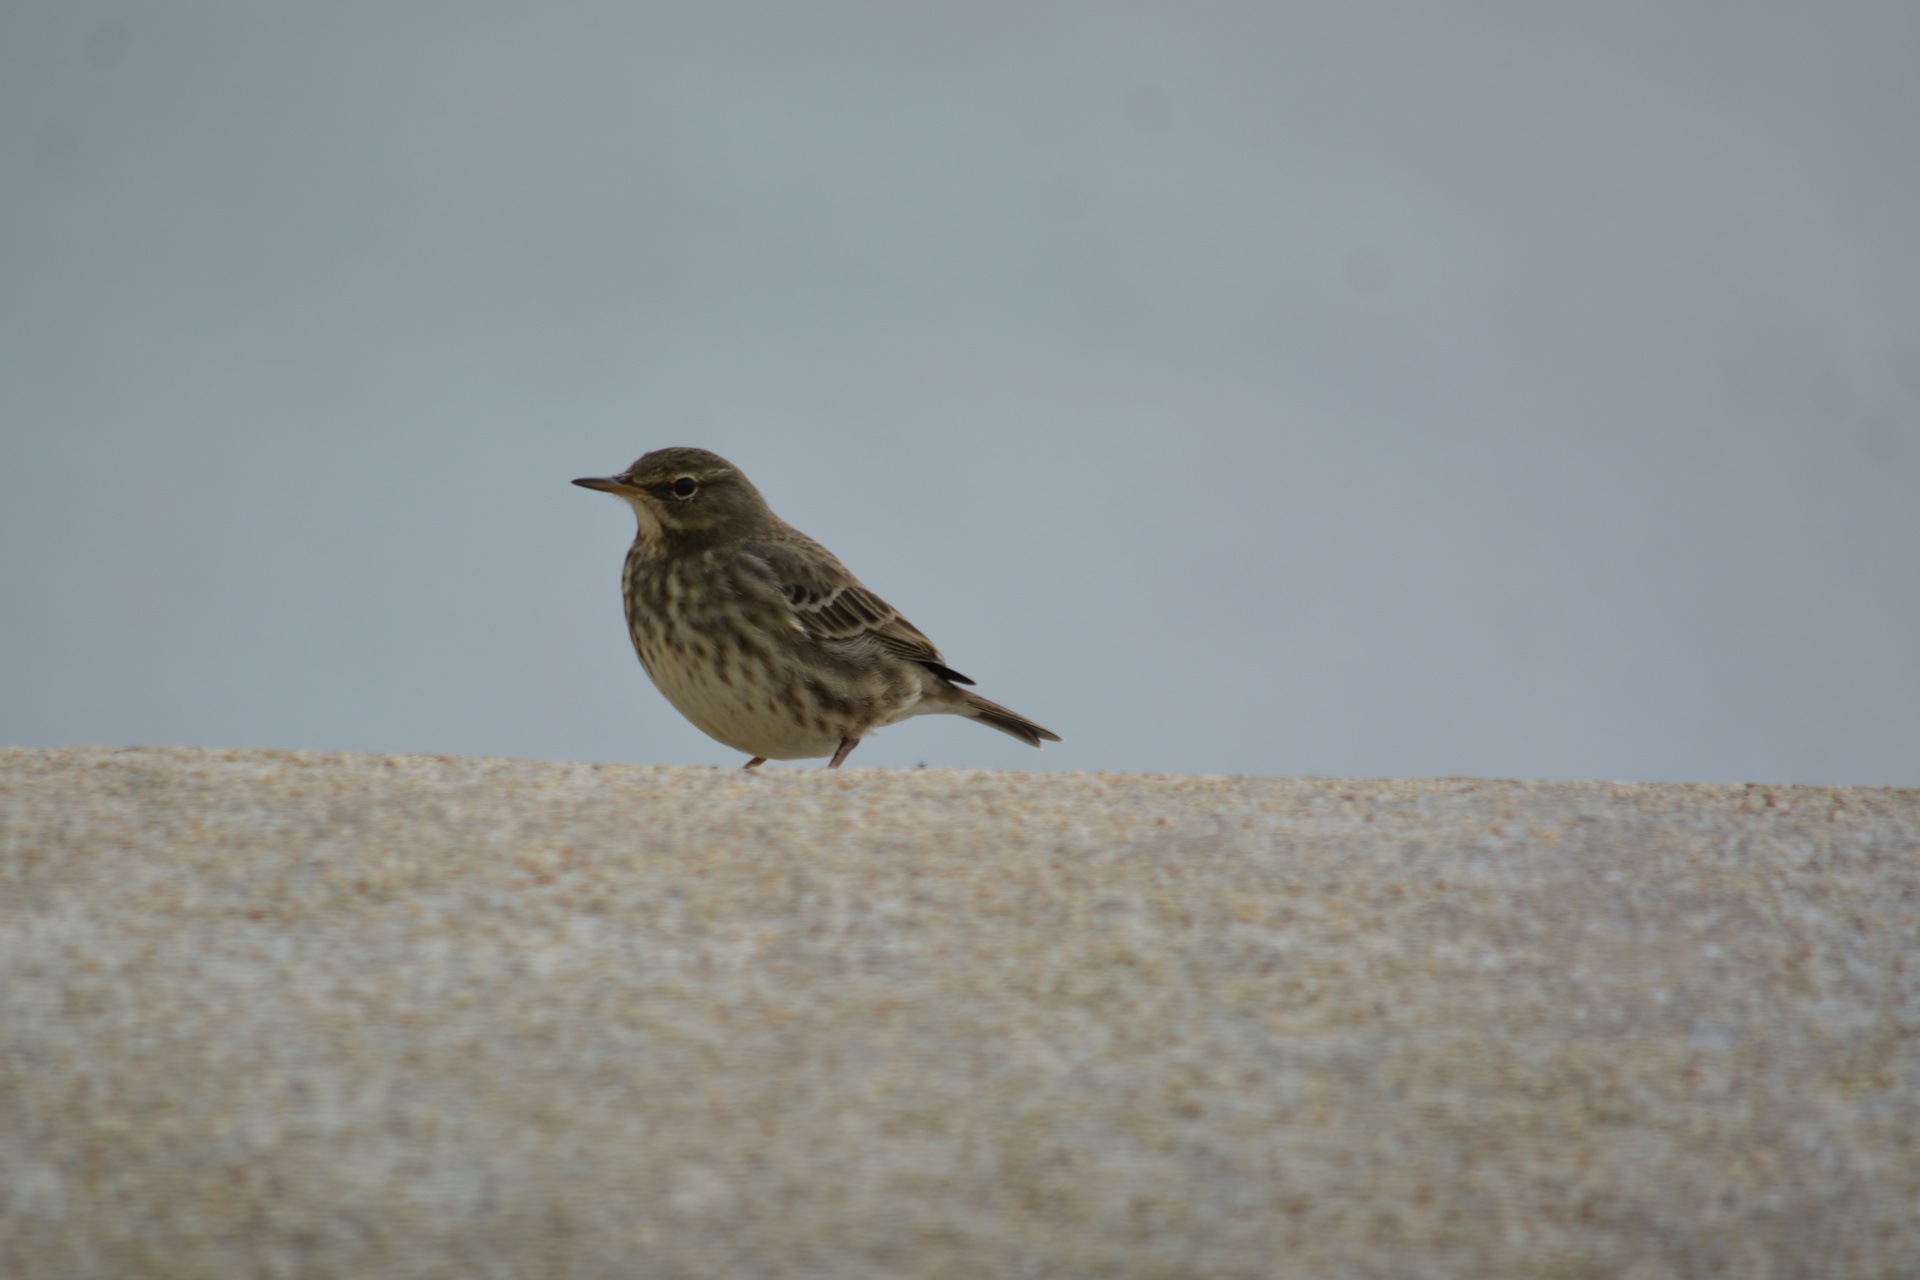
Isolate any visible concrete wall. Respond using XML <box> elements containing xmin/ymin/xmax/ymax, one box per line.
<box><xmin>3</xmin><ymin>746</ymin><xmax>1916</xmax><ymax>1277</ymax></box>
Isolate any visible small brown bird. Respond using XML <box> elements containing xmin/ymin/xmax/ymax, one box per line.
<box><xmin>574</xmin><ymin>447</ymin><xmax>1060</xmax><ymax>769</ymax></box>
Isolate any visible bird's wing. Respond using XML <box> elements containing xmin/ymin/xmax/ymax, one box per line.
<box><xmin>744</xmin><ymin>539</ymin><xmax>976</xmax><ymax>685</ymax></box>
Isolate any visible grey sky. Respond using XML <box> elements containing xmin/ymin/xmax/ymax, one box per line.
<box><xmin>3</xmin><ymin>1</ymin><xmax>1916</xmax><ymax>781</ymax></box>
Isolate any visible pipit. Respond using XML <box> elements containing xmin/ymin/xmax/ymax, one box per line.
<box><xmin>574</xmin><ymin>447</ymin><xmax>1061</xmax><ymax>769</ymax></box>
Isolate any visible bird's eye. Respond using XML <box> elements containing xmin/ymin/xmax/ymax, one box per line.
<box><xmin>671</xmin><ymin>476</ymin><xmax>698</xmax><ymax>498</ymax></box>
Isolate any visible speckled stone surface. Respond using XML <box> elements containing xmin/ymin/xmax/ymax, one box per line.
<box><xmin>2</xmin><ymin>746</ymin><xmax>1916</xmax><ymax>1278</ymax></box>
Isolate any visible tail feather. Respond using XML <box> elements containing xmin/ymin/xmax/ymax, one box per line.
<box><xmin>958</xmin><ymin>690</ymin><xmax>1062</xmax><ymax>749</ymax></box>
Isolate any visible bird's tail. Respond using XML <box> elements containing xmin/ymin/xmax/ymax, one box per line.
<box><xmin>958</xmin><ymin>690</ymin><xmax>1062</xmax><ymax>749</ymax></box>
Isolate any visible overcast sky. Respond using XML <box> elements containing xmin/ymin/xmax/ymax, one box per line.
<box><xmin>3</xmin><ymin>1</ymin><xmax>1917</xmax><ymax>782</ymax></box>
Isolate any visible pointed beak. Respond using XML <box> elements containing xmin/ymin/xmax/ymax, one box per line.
<box><xmin>572</xmin><ymin>475</ymin><xmax>633</xmax><ymax>494</ymax></box>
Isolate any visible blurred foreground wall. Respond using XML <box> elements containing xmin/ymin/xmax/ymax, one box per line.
<box><xmin>2</xmin><ymin>747</ymin><xmax>1916</xmax><ymax>1277</ymax></box>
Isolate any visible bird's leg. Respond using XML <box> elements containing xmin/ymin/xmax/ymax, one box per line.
<box><xmin>743</xmin><ymin>757</ymin><xmax>767</xmax><ymax>769</ymax></box>
<box><xmin>827</xmin><ymin>738</ymin><xmax>861</xmax><ymax>769</ymax></box>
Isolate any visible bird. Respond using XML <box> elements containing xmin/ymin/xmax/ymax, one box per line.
<box><xmin>573</xmin><ymin>447</ymin><xmax>1061</xmax><ymax>769</ymax></box>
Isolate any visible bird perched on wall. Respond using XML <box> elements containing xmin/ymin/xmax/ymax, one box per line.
<box><xmin>574</xmin><ymin>447</ymin><xmax>1060</xmax><ymax>769</ymax></box>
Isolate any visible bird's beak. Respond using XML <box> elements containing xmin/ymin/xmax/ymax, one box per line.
<box><xmin>572</xmin><ymin>476</ymin><xmax>633</xmax><ymax>494</ymax></box>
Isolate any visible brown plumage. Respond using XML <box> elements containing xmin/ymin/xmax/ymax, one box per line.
<box><xmin>574</xmin><ymin>447</ymin><xmax>1060</xmax><ymax>768</ymax></box>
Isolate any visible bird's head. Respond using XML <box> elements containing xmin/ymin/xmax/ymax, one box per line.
<box><xmin>573</xmin><ymin>447</ymin><xmax>774</xmax><ymax>543</ymax></box>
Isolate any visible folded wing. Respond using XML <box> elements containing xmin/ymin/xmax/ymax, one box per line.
<box><xmin>744</xmin><ymin>539</ymin><xmax>976</xmax><ymax>685</ymax></box>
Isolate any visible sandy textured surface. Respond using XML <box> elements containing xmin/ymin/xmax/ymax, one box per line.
<box><xmin>2</xmin><ymin>746</ymin><xmax>1917</xmax><ymax>1278</ymax></box>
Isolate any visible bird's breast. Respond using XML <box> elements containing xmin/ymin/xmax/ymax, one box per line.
<box><xmin>619</xmin><ymin>549</ymin><xmax>905</xmax><ymax>759</ymax></box>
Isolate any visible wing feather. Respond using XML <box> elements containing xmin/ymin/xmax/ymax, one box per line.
<box><xmin>745</xmin><ymin>539</ymin><xmax>975</xmax><ymax>684</ymax></box>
